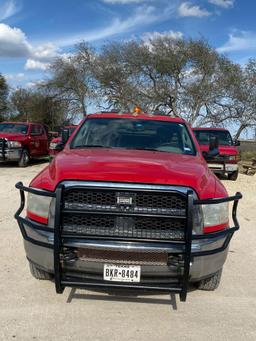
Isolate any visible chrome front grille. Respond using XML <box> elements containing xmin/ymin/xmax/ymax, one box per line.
<box><xmin>64</xmin><ymin>189</ymin><xmax>186</xmax><ymax>216</ymax></box>
<box><xmin>62</xmin><ymin>184</ymin><xmax>187</xmax><ymax>241</ymax></box>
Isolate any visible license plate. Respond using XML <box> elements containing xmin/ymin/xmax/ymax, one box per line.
<box><xmin>103</xmin><ymin>264</ymin><xmax>141</xmax><ymax>282</ymax></box>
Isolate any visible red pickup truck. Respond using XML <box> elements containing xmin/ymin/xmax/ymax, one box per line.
<box><xmin>15</xmin><ymin>112</ymin><xmax>242</xmax><ymax>302</ymax></box>
<box><xmin>0</xmin><ymin>122</ymin><xmax>49</xmax><ymax>167</ymax></box>
<box><xmin>49</xmin><ymin>125</ymin><xmax>77</xmax><ymax>159</ymax></box>
<box><xmin>193</xmin><ymin>128</ymin><xmax>240</xmax><ymax>181</ymax></box>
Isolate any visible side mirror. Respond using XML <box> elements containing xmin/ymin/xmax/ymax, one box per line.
<box><xmin>234</xmin><ymin>140</ymin><xmax>240</xmax><ymax>146</ymax></box>
<box><xmin>54</xmin><ymin>142</ymin><xmax>65</xmax><ymax>151</ymax></box>
<box><xmin>203</xmin><ymin>136</ymin><xmax>219</xmax><ymax>160</ymax></box>
<box><xmin>61</xmin><ymin>128</ymin><xmax>70</xmax><ymax>145</ymax></box>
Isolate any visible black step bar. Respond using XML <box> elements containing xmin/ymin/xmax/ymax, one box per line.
<box><xmin>15</xmin><ymin>181</ymin><xmax>242</xmax><ymax>302</ymax></box>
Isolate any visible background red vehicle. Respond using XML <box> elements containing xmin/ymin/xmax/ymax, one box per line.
<box><xmin>193</xmin><ymin>128</ymin><xmax>240</xmax><ymax>181</ymax></box>
<box><xmin>0</xmin><ymin>122</ymin><xmax>49</xmax><ymax>167</ymax></box>
<box><xmin>49</xmin><ymin>125</ymin><xmax>77</xmax><ymax>158</ymax></box>
<box><xmin>48</xmin><ymin>131</ymin><xmax>59</xmax><ymax>140</ymax></box>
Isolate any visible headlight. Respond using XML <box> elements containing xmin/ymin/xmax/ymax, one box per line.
<box><xmin>27</xmin><ymin>191</ymin><xmax>55</xmax><ymax>225</ymax></box>
<box><xmin>192</xmin><ymin>205</ymin><xmax>204</xmax><ymax>234</ymax></box>
<box><xmin>49</xmin><ymin>142</ymin><xmax>58</xmax><ymax>150</ymax></box>
<box><xmin>7</xmin><ymin>140</ymin><xmax>22</xmax><ymax>148</ymax></box>
<box><xmin>202</xmin><ymin>202</ymin><xmax>229</xmax><ymax>233</ymax></box>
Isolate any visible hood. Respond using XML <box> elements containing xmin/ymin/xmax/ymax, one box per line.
<box><xmin>198</xmin><ymin>144</ymin><xmax>238</xmax><ymax>156</ymax></box>
<box><xmin>0</xmin><ymin>133</ymin><xmax>26</xmax><ymax>140</ymax></box>
<box><xmin>31</xmin><ymin>148</ymin><xmax>223</xmax><ymax>199</ymax></box>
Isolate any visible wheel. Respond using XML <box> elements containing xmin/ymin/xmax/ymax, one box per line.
<box><xmin>18</xmin><ymin>149</ymin><xmax>30</xmax><ymax>167</ymax></box>
<box><xmin>29</xmin><ymin>262</ymin><xmax>52</xmax><ymax>280</ymax></box>
<box><xmin>228</xmin><ymin>170</ymin><xmax>238</xmax><ymax>181</ymax></box>
<box><xmin>197</xmin><ymin>269</ymin><xmax>222</xmax><ymax>291</ymax></box>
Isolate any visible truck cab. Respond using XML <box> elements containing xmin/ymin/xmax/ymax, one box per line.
<box><xmin>0</xmin><ymin>122</ymin><xmax>49</xmax><ymax>167</ymax></box>
<box><xmin>15</xmin><ymin>113</ymin><xmax>242</xmax><ymax>302</ymax></box>
<box><xmin>193</xmin><ymin>128</ymin><xmax>240</xmax><ymax>181</ymax></box>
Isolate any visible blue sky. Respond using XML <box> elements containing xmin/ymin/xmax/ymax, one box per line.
<box><xmin>0</xmin><ymin>0</ymin><xmax>256</xmax><ymax>90</ymax></box>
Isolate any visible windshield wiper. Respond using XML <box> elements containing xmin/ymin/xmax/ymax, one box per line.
<box><xmin>128</xmin><ymin>147</ymin><xmax>165</xmax><ymax>152</ymax></box>
<box><xmin>73</xmin><ymin>145</ymin><xmax>112</xmax><ymax>149</ymax></box>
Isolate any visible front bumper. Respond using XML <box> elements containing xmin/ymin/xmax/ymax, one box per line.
<box><xmin>207</xmin><ymin>159</ymin><xmax>238</xmax><ymax>174</ymax></box>
<box><xmin>22</xmin><ymin>228</ymin><xmax>229</xmax><ymax>283</ymax></box>
<box><xmin>15</xmin><ymin>182</ymin><xmax>242</xmax><ymax>301</ymax></box>
<box><xmin>0</xmin><ymin>148</ymin><xmax>22</xmax><ymax>162</ymax></box>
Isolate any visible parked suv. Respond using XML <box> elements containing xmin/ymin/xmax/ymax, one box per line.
<box><xmin>0</xmin><ymin>122</ymin><xmax>49</xmax><ymax>167</ymax></box>
<box><xmin>15</xmin><ymin>113</ymin><xmax>242</xmax><ymax>302</ymax></box>
<box><xmin>193</xmin><ymin>128</ymin><xmax>240</xmax><ymax>180</ymax></box>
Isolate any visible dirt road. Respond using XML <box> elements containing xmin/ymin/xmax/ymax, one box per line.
<box><xmin>0</xmin><ymin>162</ymin><xmax>255</xmax><ymax>341</ymax></box>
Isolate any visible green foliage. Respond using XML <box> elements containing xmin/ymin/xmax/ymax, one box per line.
<box><xmin>92</xmin><ymin>37</ymin><xmax>249</xmax><ymax>132</ymax></box>
<box><xmin>0</xmin><ymin>73</ymin><xmax>9</xmax><ymax>121</ymax></box>
<box><xmin>45</xmin><ymin>43</ymin><xmax>96</xmax><ymax>117</ymax></box>
<box><xmin>10</xmin><ymin>88</ymin><xmax>68</xmax><ymax>129</ymax></box>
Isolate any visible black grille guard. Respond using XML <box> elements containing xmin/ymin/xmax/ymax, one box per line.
<box><xmin>0</xmin><ymin>138</ymin><xmax>7</xmax><ymax>160</ymax></box>
<box><xmin>14</xmin><ymin>181</ymin><xmax>242</xmax><ymax>302</ymax></box>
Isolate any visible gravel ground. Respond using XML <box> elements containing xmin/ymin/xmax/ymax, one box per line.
<box><xmin>0</xmin><ymin>161</ymin><xmax>255</xmax><ymax>341</ymax></box>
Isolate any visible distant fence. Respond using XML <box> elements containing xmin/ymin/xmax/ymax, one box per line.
<box><xmin>239</xmin><ymin>140</ymin><xmax>256</xmax><ymax>152</ymax></box>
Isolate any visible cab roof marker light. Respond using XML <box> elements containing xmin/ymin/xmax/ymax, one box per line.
<box><xmin>133</xmin><ymin>106</ymin><xmax>143</xmax><ymax>116</ymax></box>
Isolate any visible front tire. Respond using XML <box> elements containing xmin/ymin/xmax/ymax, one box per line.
<box><xmin>18</xmin><ymin>149</ymin><xmax>30</xmax><ymax>167</ymax></box>
<box><xmin>29</xmin><ymin>262</ymin><xmax>52</xmax><ymax>280</ymax></box>
<box><xmin>228</xmin><ymin>170</ymin><xmax>238</xmax><ymax>181</ymax></box>
<box><xmin>197</xmin><ymin>269</ymin><xmax>222</xmax><ymax>291</ymax></box>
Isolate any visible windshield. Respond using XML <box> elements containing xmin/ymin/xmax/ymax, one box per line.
<box><xmin>0</xmin><ymin>123</ymin><xmax>28</xmax><ymax>135</ymax></box>
<box><xmin>68</xmin><ymin>127</ymin><xmax>76</xmax><ymax>135</ymax></box>
<box><xmin>194</xmin><ymin>130</ymin><xmax>233</xmax><ymax>146</ymax></box>
<box><xmin>71</xmin><ymin>118</ymin><xmax>196</xmax><ymax>155</ymax></box>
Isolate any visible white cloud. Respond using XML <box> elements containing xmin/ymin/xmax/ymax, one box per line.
<box><xmin>1</xmin><ymin>4</ymin><xmax>176</xmax><ymax>55</ymax></box>
<box><xmin>25</xmin><ymin>80</ymin><xmax>45</xmax><ymax>88</ymax></box>
<box><xmin>142</xmin><ymin>30</ymin><xmax>183</xmax><ymax>50</ymax></box>
<box><xmin>0</xmin><ymin>24</ymin><xmax>60</xmax><ymax>70</ymax></box>
<box><xmin>208</xmin><ymin>0</ymin><xmax>234</xmax><ymax>8</ymax></box>
<box><xmin>217</xmin><ymin>30</ymin><xmax>256</xmax><ymax>53</ymax></box>
<box><xmin>0</xmin><ymin>4</ymin><xmax>177</xmax><ymax>71</ymax></box>
<box><xmin>0</xmin><ymin>23</ymin><xmax>31</xmax><ymax>57</ymax></box>
<box><xmin>178</xmin><ymin>2</ymin><xmax>211</xmax><ymax>17</ymax></box>
<box><xmin>52</xmin><ymin>4</ymin><xmax>176</xmax><ymax>47</ymax></box>
<box><xmin>33</xmin><ymin>43</ymin><xmax>59</xmax><ymax>61</ymax></box>
<box><xmin>4</xmin><ymin>72</ymin><xmax>24</xmax><ymax>81</ymax></box>
<box><xmin>25</xmin><ymin>59</ymin><xmax>50</xmax><ymax>71</ymax></box>
<box><xmin>25</xmin><ymin>82</ymin><xmax>36</xmax><ymax>88</ymax></box>
<box><xmin>103</xmin><ymin>0</ymin><xmax>149</xmax><ymax>3</ymax></box>
<box><xmin>142</xmin><ymin>30</ymin><xmax>183</xmax><ymax>42</ymax></box>
<box><xmin>0</xmin><ymin>0</ymin><xmax>21</xmax><ymax>21</ymax></box>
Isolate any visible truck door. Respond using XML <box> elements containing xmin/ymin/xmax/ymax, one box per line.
<box><xmin>40</xmin><ymin>125</ymin><xmax>49</xmax><ymax>154</ymax></box>
<box><xmin>29</xmin><ymin>124</ymin><xmax>46</xmax><ymax>156</ymax></box>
